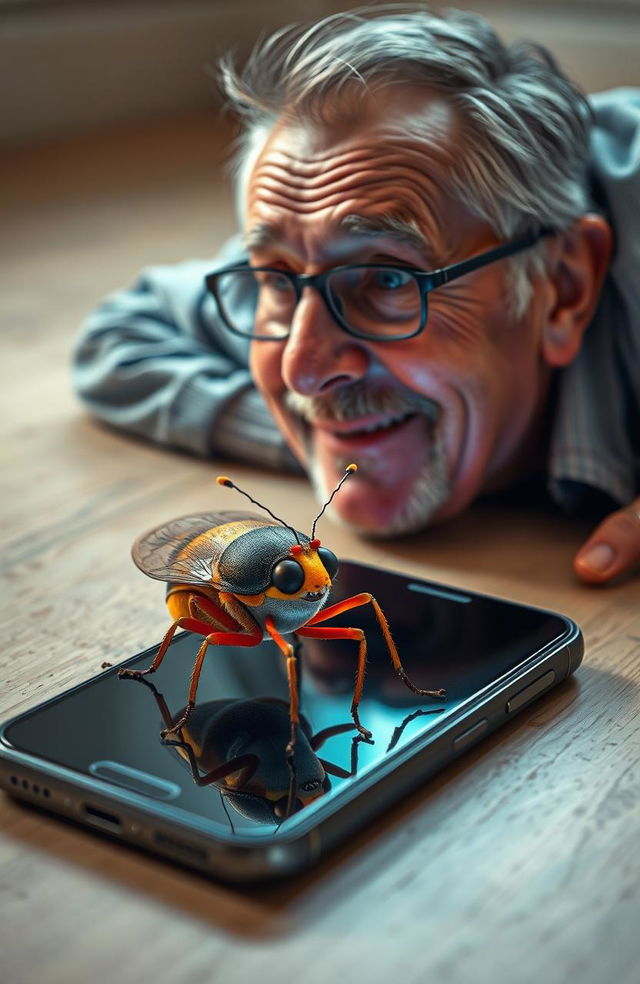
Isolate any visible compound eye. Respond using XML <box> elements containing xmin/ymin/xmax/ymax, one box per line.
<box><xmin>301</xmin><ymin>779</ymin><xmax>322</xmax><ymax>793</ymax></box>
<box><xmin>271</xmin><ymin>558</ymin><xmax>305</xmax><ymax>594</ymax></box>
<box><xmin>318</xmin><ymin>547</ymin><xmax>339</xmax><ymax>579</ymax></box>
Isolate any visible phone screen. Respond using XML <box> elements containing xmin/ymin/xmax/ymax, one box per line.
<box><xmin>5</xmin><ymin>564</ymin><xmax>568</xmax><ymax>836</ymax></box>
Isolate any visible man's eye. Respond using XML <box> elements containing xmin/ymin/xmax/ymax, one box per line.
<box><xmin>267</xmin><ymin>273</ymin><xmax>292</xmax><ymax>292</ymax></box>
<box><xmin>372</xmin><ymin>268</ymin><xmax>412</xmax><ymax>291</ymax></box>
<box><xmin>256</xmin><ymin>271</ymin><xmax>293</xmax><ymax>293</ymax></box>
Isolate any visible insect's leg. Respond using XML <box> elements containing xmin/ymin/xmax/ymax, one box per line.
<box><xmin>386</xmin><ymin>707</ymin><xmax>445</xmax><ymax>752</ymax></box>
<box><xmin>292</xmin><ymin>633</ymin><xmax>303</xmax><ymax>700</ymax></box>
<box><xmin>296</xmin><ymin>625</ymin><xmax>371</xmax><ymax>739</ymax></box>
<box><xmin>304</xmin><ymin>591</ymin><xmax>374</xmax><ymax>626</ymax></box>
<box><xmin>118</xmin><ymin>615</ymin><xmax>210</xmax><ymax>681</ymax></box>
<box><xmin>160</xmin><ymin>735</ymin><xmax>202</xmax><ymax>777</ymax></box>
<box><xmin>152</xmin><ymin>689</ymin><xmax>176</xmax><ymax>731</ymax></box>
<box><xmin>351</xmin><ymin>733</ymin><xmax>366</xmax><ymax>776</ymax></box>
<box><xmin>161</xmin><ymin>734</ymin><xmax>258</xmax><ymax>789</ymax></box>
<box><xmin>285</xmin><ymin>635</ymin><xmax>304</xmax><ymax>821</ymax></box>
<box><xmin>161</xmin><ymin>629</ymin><xmax>262</xmax><ymax>737</ymax></box>
<box><xmin>316</xmin><ymin>759</ymin><xmax>351</xmax><ymax>779</ymax></box>
<box><xmin>318</xmin><ymin>731</ymin><xmax>371</xmax><ymax>780</ymax></box>
<box><xmin>264</xmin><ymin>617</ymin><xmax>300</xmax><ymax>762</ymax></box>
<box><xmin>188</xmin><ymin>593</ymin><xmax>239</xmax><ymax>631</ymax></box>
<box><xmin>284</xmin><ymin>640</ymin><xmax>301</xmax><ymax>821</ymax></box>
<box><xmin>160</xmin><ymin>635</ymin><xmax>209</xmax><ymax>737</ymax></box>
<box><xmin>310</xmin><ymin>721</ymin><xmax>360</xmax><ymax>751</ymax></box>
<box><xmin>196</xmin><ymin>754</ymin><xmax>258</xmax><ymax>789</ymax></box>
<box><xmin>130</xmin><ymin>675</ymin><xmax>178</xmax><ymax>732</ymax></box>
<box><xmin>284</xmin><ymin>769</ymin><xmax>297</xmax><ymax>822</ymax></box>
<box><xmin>307</xmin><ymin>592</ymin><xmax>446</xmax><ymax>700</ymax></box>
<box><xmin>368</xmin><ymin>595</ymin><xmax>445</xmax><ymax>699</ymax></box>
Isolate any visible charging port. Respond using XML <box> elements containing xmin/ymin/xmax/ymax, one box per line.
<box><xmin>83</xmin><ymin>804</ymin><xmax>123</xmax><ymax>831</ymax></box>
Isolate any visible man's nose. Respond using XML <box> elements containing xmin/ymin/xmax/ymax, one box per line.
<box><xmin>280</xmin><ymin>289</ymin><xmax>370</xmax><ymax>397</ymax></box>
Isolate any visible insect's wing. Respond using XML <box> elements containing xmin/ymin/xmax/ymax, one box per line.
<box><xmin>132</xmin><ymin>511</ymin><xmax>263</xmax><ymax>586</ymax></box>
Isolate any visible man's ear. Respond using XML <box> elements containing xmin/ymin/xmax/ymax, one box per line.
<box><xmin>540</xmin><ymin>213</ymin><xmax>612</xmax><ymax>368</ymax></box>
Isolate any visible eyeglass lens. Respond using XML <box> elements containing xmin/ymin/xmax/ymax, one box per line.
<box><xmin>214</xmin><ymin>267</ymin><xmax>423</xmax><ymax>339</ymax></box>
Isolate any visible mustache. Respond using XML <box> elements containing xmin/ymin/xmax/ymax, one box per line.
<box><xmin>284</xmin><ymin>381</ymin><xmax>440</xmax><ymax>426</ymax></box>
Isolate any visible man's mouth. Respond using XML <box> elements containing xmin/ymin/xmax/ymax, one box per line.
<box><xmin>314</xmin><ymin>409</ymin><xmax>418</xmax><ymax>441</ymax></box>
<box><xmin>285</xmin><ymin>387</ymin><xmax>440</xmax><ymax>452</ymax></box>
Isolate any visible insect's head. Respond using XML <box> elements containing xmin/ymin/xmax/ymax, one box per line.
<box><xmin>216</xmin><ymin>465</ymin><xmax>357</xmax><ymax>601</ymax></box>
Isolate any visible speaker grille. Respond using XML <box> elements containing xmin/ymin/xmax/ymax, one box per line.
<box><xmin>10</xmin><ymin>775</ymin><xmax>51</xmax><ymax>798</ymax></box>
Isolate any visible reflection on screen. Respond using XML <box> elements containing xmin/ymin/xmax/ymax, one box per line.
<box><xmin>6</xmin><ymin>564</ymin><xmax>566</xmax><ymax>837</ymax></box>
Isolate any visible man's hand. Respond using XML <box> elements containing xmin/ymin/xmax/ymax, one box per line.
<box><xmin>574</xmin><ymin>497</ymin><xmax>640</xmax><ymax>584</ymax></box>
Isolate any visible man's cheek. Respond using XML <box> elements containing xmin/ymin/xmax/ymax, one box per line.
<box><xmin>249</xmin><ymin>341</ymin><xmax>284</xmax><ymax>399</ymax></box>
<box><xmin>249</xmin><ymin>341</ymin><xmax>308</xmax><ymax>460</ymax></box>
<box><xmin>370</xmin><ymin>320</ymin><xmax>479</xmax><ymax>396</ymax></box>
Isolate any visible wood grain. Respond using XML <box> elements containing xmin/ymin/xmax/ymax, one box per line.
<box><xmin>1</xmin><ymin>116</ymin><xmax>638</xmax><ymax>984</ymax></box>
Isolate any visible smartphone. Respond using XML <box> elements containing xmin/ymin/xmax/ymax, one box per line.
<box><xmin>0</xmin><ymin>561</ymin><xmax>582</xmax><ymax>882</ymax></box>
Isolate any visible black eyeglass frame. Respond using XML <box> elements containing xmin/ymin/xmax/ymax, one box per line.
<box><xmin>205</xmin><ymin>226</ymin><xmax>554</xmax><ymax>342</ymax></box>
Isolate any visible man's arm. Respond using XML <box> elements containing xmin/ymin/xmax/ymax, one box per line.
<box><xmin>73</xmin><ymin>246</ymin><xmax>295</xmax><ymax>470</ymax></box>
<box><xmin>573</xmin><ymin>89</ymin><xmax>640</xmax><ymax>583</ymax></box>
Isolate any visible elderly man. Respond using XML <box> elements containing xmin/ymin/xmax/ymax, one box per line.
<box><xmin>74</xmin><ymin>5</ymin><xmax>640</xmax><ymax>584</ymax></box>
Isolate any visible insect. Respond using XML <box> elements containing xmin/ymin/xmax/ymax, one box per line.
<box><xmin>119</xmin><ymin>464</ymin><xmax>445</xmax><ymax>751</ymax></box>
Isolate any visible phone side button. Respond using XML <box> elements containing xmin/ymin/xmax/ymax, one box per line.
<box><xmin>452</xmin><ymin>718</ymin><xmax>488</xmax><ymax>752</ymax></box>
<box><xmin>506</xmin><ymin>670</ymin><xmax>556</xmax><ymax>714</ymax></box>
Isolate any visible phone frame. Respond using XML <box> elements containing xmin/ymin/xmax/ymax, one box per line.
<box><xmin>0</xmin><ymin>564</ymin><xmax>583</xmax><ymax>882</ymax></box>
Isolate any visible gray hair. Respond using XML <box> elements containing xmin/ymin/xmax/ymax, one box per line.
<box><xmin>220</xmin><ymin>4</ymin><xmax>593</xmax><ymax>315</ymax></box>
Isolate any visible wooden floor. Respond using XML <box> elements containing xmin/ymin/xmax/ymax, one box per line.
<box><xmin>1</xmin><ymin>116</ymin><xmax>639</xmax><ymax>984</ymax></box>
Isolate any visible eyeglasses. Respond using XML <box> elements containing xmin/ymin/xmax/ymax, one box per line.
<box><xmin>205</xmin><ymin>227</ymin><xmax>553</xmax><ymax>342</ymax></box>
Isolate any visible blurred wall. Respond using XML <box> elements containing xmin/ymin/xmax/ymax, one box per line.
<box><xmin>1</xmin><ymin>0</ymin><xmax>639</xmax><ymax>147</ymax></box>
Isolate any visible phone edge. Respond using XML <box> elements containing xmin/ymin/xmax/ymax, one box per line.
<box><xmin>0</xmin><ymin>621</ymin><xmax>583</xmax><ymax>883</ymax></box>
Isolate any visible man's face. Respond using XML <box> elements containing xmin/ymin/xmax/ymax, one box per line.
<box><xmin>246</xmin><ymin>88</ymin><xmax>551</xmax><ymax>535</ymax></box>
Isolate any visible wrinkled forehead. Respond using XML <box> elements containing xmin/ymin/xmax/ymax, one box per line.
<box><xmin>244</xmin><ymin>86</ymin><xmax>467</xmax><ymax>259</ymax></box>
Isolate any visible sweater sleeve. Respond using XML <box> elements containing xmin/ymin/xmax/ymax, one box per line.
<box><xmin>72</xmin><ymin>239</ymin><xmax>297</xmax><ymax>470</ymax></box>
<box><xmin>548</xmin><ymin>89</ymin><xmax>640</xmax><ymax>510</ymax></box>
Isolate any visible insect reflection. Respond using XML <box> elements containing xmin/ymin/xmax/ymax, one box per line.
<box><xmin>129</xmin><ymin>677</ymin><xmax>445</xmax><ymax>825</ymax></box>
<box><xmin>136</xmin><ymin>677</ymin><xmax>363</xmax><ymax>823</ymax></box>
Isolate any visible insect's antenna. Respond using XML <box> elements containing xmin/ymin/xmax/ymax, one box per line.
<box><xmin>220</xmin><ymin>791</ymin><xmax>235</xmax><ymax>834</ymax></box>
<box><xmin>216</xmin><ymin>475</ymin><xmax>301</xmax><ymax>544</ymax></box>
<box><xmin>311</xmin><ymin>463</ymin><xmax>357</xmax><ymax>540</ymax></box>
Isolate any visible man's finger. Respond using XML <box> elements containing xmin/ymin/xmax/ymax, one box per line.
<box><xmin>573</xmin><ymin>497</ymin><xmax>640</xmax><ymax>583</ymax></box>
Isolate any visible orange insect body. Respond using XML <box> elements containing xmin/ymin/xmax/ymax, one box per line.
<box><xmin>135</xmin><ymin>513</ymin><xmax>333</xmax><ymax>638</ymax></box>
<box><xmin>120</xmin><ymin>465</ymin><xmax>444</xmax><ymax>744</ymax></box>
